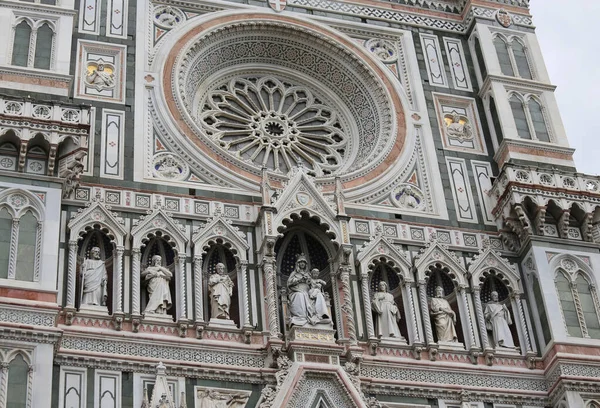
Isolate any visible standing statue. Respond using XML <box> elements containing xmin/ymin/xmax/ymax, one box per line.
<box><xmin>80</xmin><ymin>247</ymin><xmax>107</xmax><ymax>307</ymax></box>
<box><xmin>208</xmin><ymin>263</ymin><xmax>234</xmax><ymax>320</ymax></box>
<box><xmin>484</xmin><ymin>291</ymin><xmax>515</xmax><ymax>348</ymax></box>
<box><xmin>141</xmin><ymin>255</ymin><xmax>172</xmax><ymax>315</ymax></box>
<box><xmin>287</xmin><ymin>254</ymin><xmax>330</xmax><ymax>326</ymax></box>
<box><xmin>429</xmin><ymin>286</ymin><xmax>458</xmax><ymax>342</ymax></box>
<box><xmin>371</xmin><ymin>281</ymin><xmax>403</xmax><ymax>339</ymax></box>
<box><xmin>308</xmin><ymin>268</ymin><xmax>330</xmax><ymax>322</ymax></box>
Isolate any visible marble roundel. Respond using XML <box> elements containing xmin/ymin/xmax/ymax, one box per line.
<box><xmin>161</xmin><ymin>12</ymin><xmax>406</xmax><ymax>187</ymax></box>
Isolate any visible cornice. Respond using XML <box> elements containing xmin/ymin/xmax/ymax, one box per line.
<box><xmin>0</xmin><ymin>0</ymin><xmax>77</xmax><ymax>16</ymax></box>
<box><xmin>479</xmin><ymin>74</ymin><xmax>557</xmax><ymax>97</ymax></box>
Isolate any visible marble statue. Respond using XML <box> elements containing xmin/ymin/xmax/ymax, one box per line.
<box><xmin>86</xmin><ymin>63</ymin><xmax>115</xmax><ymax>89</ymax></box>
<box><xmin>197</xmin><ymin>388</ymin><xmax>250</xmax><ymax>408</ymax></box>
<box><xmin>141</xmin><ymin>255</ymin><xmax>172</xmax><ymax>315</ymax></box>
<box><xmin>287</xmin><ymin>254</ymin><xmax>330</xmax><ymax>326</ymax></box>
<box><xmin>80</xmin><ymin>246</ymin><xmax>107</xmax><ymax>307</ymax></box>
<box><xmin>429</xmin><ymin>285</ymin><xmax>458</xmax><ymax>342</ymax></box>
<box><xmin>371</xmin><ymin>281</ymin><xmax>403</xmax><ymax>339</ymax></box>
<box><xmin>484</xmin><ymin>291</ymin><xmax>515</xmax><ymax>348</ymax></box>
<box><xmin>446</xmin><ymin>112</ymin><xmax>473</xmax><ymax>141</ymax></box>
<box><xmin>208</xmin><ymin>262</ymin><xmax>234</xmax><ymax>320</ymax></box>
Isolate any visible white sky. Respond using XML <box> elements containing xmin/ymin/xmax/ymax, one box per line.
<box><xmin>529</xmin><ymin>0</ymin><xmax>600</xmax><ymax>175</ymax></box>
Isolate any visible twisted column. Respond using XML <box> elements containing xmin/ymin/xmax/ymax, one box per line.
<box><xmin>418</xmin><ymin>281</ymin><xmax>434</xmax><ymax>344</ymax></box>
<box><xmin>131</xmin><ymin>248</ymin><xmax>141</xmax><ymax>316</ymax></box>
<box><xmin>0</xmin><ymin>362</ymin><xmax>8</xmax><ymax>408</ymax></box>
<box><xmin>339</xmin><ymin>265</ymin><xmax>357</xmax><ymax>345</ymax></box>
<box><xmin>26</xmin><ymin>365</ymin><xmax>33</xmax><ymax>408</ymax></box>
<box><xmin>571</xmin><ymin>281</ymin><xmax>589</xmax><ymax>337</ymax></box>
<box><xmin>459</xmin><ymin>285</ymin><xmax>477</xmax><ymax>347</ymax></box>
<box><xmin>178</xmin><ymin>255</ymin><xmax>187</xmax><ymax>319</ymax></box>
<box><xmin>7</xmin><ymin>219</ymin><xmax>19</xmax><ymax>279</ymax></box>
<box><xmin>193</xmin><ymin>254</ymin><xmax>204</xmax><ymax>323</ymax></box>
<box><xmin>361</xmin><ymin>273</ymin><xmax>375</xmax><ymax>339</ymax></box>
<box><xmin>240</xmin><ymin>260</ymin><xmax>251</xmax><ymax>328</ymax></box>
<box><xmin>33</xmin><ymin>221</ymin><xmax>42</xmax><ymax>282</ymax></box>
<box><xmin>403</xmin><ymin>281</ymin><xmax>420</xmax><ymax>343</ymax></box>
<box><xmin>66</xmin><ymin>240</ymin><xmax>78</xmax><ymax>307</ymax></box>
<box><xmin>473</xmin><ymin>287</ymin><xmax>489</xmax><ymax>350</ymax></box>
<box><xmin>114</xmin><ymin>246</ymin><xmax>124</xmax><ymax>313</ymax></box>
<box><xmin>262</xmin><ymin>255</ymin><xmax>280</xmax><ymax>339</ymax></box>
<box><xmin>514</xmin><ymin>293</ymin><xmax>533</xmax><ymax>352</ymax></box>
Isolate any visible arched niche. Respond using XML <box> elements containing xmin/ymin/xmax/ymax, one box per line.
<box><xmin>355</xmin><ymin>234</ymin><xmax>420</xmax><ymax>346</ymax></box>
<box><xmin>25</xmin><ymin>133</ymin><xmax>49</xmax><ymax>175</ymax></box>
<box><xmin>66</xmin><ymin>200</ymin><xmax>127</xmax><ymax>314</ymax></box>
<box><xmin>140</xmin><ymin>233</ymin><xmax>178</xmax><ymax>320</ymax></box>
<box><xmin>414</xmin><ymin>240</ymin><xmax>475</xmax><ymax>350</ymax></box>
<box><xmin>274</xmin><ymin>213</ymin><xmax>340</xmax><ymax>340</ymax></box>
<box><xmin>130</xmin><ymin>207</ymin><xmax>188</xmax><ymax>322</ymax></box>
<box><xmin>191</xmin><ymin>210</ymin><xmax>250</xmax><ymax>330</ymax></box>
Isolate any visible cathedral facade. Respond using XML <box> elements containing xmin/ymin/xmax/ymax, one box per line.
<box><xmin>0</xmin><ymin>0</ymin><xmax>598</xmax><ymax>407</ymax></box>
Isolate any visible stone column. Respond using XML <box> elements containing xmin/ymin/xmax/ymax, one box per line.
<box><xmin>338</xmin><ymin>264</ymin><xmax>357</xmax><ymax>345</ymax></box>
<box><xmin>418</xmin><ymin>281</ymin><xmax>434</xmax><ymax>345</ymax></box>
<box><xmin>131</xmin><ymin>248</ymin><xmax>141</xmax><ymax>316</ymax></box>
<box><xmin>33</xmin><ymin>221</ymin><xmax>42</xmax><ymax>282</ymax></box>
<box><xmin>177</xmin><ymin>255</ymin><xmax>187</xmax><ymax>319</ymax></box>
<box><xmin>26</xmin><ymin>365</ymin><xmax>33</xmax><ymax>408</ymax></box>
<box><xmin>114</xmin><ymin>246</ymin><xmax>124</xmax><ymax>313</ymax></box>
<box><xmin>193</xmin><ymin>254</ymin><xmax>204</xmax><ymax>323</ymax></box>
<box><xmin>458</xmin><ymin>285</ymin><xmax>477</xmax><ymax>348</ymax></box>
<box><xmin>361</xmin><ymin>272</ymin><xmax>375</xmax><ymax>339</ymax></box>
<box><xmin>7</xmin><ymin>218</ymin><xmax>19</xmax><ymax>279</ymax></box>
<box><xmin>513</xmin><ymin>292</ymin><xmax>533</xmax><ymax>352</ymax></box>
<box><xmin>66</xmin><ymin>240</ymin><xmax>78</xmax><ymax>308</ymax></box>
<box><xmin>0</xmin><ymin>362</ymin><xmax>8</xmax><ymax>408</ymax></box>
<box><xmin>403</xmin><ymin>280</ymin><xmax>420</xmax><ymax>344</ymax></box>
<box><xmin>473</xmin><ymin>287</ymin><xmax>490</xmax><ymax>350</ymax></box>
<box><xmin>262</xmin><ymin>253</ymin><xmax>280</xmax><ymax>340</ymax></box>
<box><xmin>240</xmin><ymin>260</ymin><xmax>252</xmax><ymax>329</ymax></box>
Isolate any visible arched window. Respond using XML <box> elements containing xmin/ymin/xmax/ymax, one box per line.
<box><xmin>576</xmin><ymin>274</ymin><xmax>600</xmax><ymax>339</ymax></box>
<box><xmin>494</xmin><ymin>37</ymin><xmax>514</xmax><ymax>76</ymax></box>
<box><xmin>0</xmin><ymin>207</ymin><xmax>12</xmax><ymax>279</ymax></box>
<box><xmin>531</xmin><ymin>274</ymin><xmax>551</xmax><ymax>346</ymax></box>
<box><xmin>511</xmin><ymin>39</ymin><xmax>532</xmax><ymax>79</ymax></box>
<box><xmin>509</xmin><ymin>95</ymin><xmax>531</xmax><ymax>140</ymax></box>
<box><xmin>11</xmin><ymin>19</ymin><xmax>55</xmax><ymax>70</ymax></box>
<box><xmin>34</xmin><ymin>23</ymin><xmax>53</xmax><ymax>69</ymax></box>
<box><xmin>528</xmin><ymin>98</ymin><xmax>550</xmax><ymax>142</ymax></box>
<box><xmin>555</xmin><ymin>271</ymin><xmax>581</xmax><ymax>337</ymax></box>
<box><xmin>6</xmin><ymin>353</ymin><xmax>30</xmax><ymax>408</ymax></box>
<box><xmin>12</xmin><ymin>21</ymin><xmax>31</xmax><ymax>67</ymax></box>
<box><xmin>16</xmin><ymin>211</ymin><xmax>37</xmax><ymax>282</ymax></box>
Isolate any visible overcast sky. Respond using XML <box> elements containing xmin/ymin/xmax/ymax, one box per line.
<box><xmin>529</xmin><ymin>0</ymin><xmax>600</xmax><ymax>175</ymax></box>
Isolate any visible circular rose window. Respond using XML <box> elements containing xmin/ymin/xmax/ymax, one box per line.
<box><xmin>161</xmin><ymin>13</ymin><xmax>405</xmax><ymax>187</ymax></box>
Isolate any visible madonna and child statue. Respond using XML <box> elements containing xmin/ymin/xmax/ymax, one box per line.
<box><xmin>286</xmin><ymin>254</ymin><xmax>332</xmax><ymax>329</ymax></box>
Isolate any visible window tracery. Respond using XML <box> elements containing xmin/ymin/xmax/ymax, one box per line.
<box><xmin>10</xmin><ymin>17</ymin><xmax>56</xmax><ymax>70</ymax></box>
<box><xmin>199</xmin><ymin>76</ymin><xmax>349</xmax><ymax>176</ymax></box>
<box><xmin>492</xmin><ymin>34</ymin><xmax>533</xmax><ymax>80</ymax></box>
<box><xmin>508</xmin><ymin>93</ymin><xmax>551</xmax><ymax>142</ymax></box>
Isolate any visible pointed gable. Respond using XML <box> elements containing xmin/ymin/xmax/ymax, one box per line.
<box><xmin>67</xmin><ymin>198</ymin><xmax>127</xmax><ymax>246</ymax></box>
<box><xmin>468</xmin><ymin>242</ymin><xmax>520</xmax><ymax>292</ymax></box>
<box><xmin>131</xmin><ymin>206</ymin><xmax>187</xmax><ymax>253</ymax></box>
<box><xmin>356</xmin><ymin>234</ymin><xmax>412</xmax><ymax>282</ymax></box>
<box><xmin>192</xmin><ymin>207</ymin><xmax>249</xmax><ymax>261</ymax></box>
<box><xmin>413</xmin><ymin>238</ymin><xmax>467</xmax><ymax>286</ymax></box>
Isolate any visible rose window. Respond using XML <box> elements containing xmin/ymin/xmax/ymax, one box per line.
<box><xmin>199</xmin><ymin>76</ymin><xmax>348</xmax><ymax>176</ymax></box>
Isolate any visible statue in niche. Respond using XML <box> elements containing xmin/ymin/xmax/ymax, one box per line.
<box><xmin>208</xmin><ymin>262</ymin><xmax>234</xmax><ymax>320</ymax></box>
<box><xmin>445</xmin><ymin>112</ymin><xmax>473</xmax><ymax>141</ymax></box>
<box><xmin>287</xmin><ymin>254</ymin><xmax>330</xmax><ymax>327</ymax></box>
<box><xmin>429</xmin><ymin>285</ymin><xmax>458</xmax><ymax>342</ymax></box>
<box><xmin>484</xmin><ymin>291</ymin><xmax>515</xmax><ymax>348</ymax></box>
<box><xmin>197</xmin><ymin>388</ymin><xmax>250</xmax><ymax>408</ymax></box>
<box><xmin>371</xmin><ymin>281</ymin><xmax>403</xmax><ymax>339</ymax></box>
<box><xmin>142</xmin><ymin>255</ymin><xmax>172</xmax><ymax>315</ymax></box>
<box><xmin>394</xmin><ymin>185</ymin><xmax>422</xmax><ymax>209</ymax></box>
<box><xmin>80</xmin><ymin>246</ymin><xmax>108</xmax><ymax>307</ymax></box>
<box><xmin>85</xmin><ymin>63</ymin><xmax>115</xmax><ymax>90</ymax></box>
